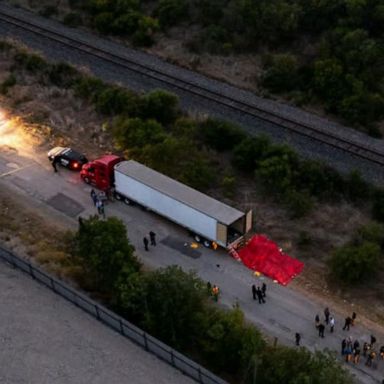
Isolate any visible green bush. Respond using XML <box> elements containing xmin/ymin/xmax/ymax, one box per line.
<box><xmin>328</xmin><ymin>241</ymin><xmax>381</xmax><ymax>284</ymax></box>
<box><xmin>63</xmin><ymin>12</ymin><xmax>83</xmax><ymax>27</ymax></box>
<box><xmin>71</xmin><ymin>216</ymin><xmax>141</xmax><ymax>292</ymax></box>
<box><xmin>112</xmin><ymin>117</ymin><xmax>166</xmax><ymax>149</ymax></box>
<box><xmin>39</xmin><ymin>6</ymin><xmax>58</xmax><ymax>17</ymax></box>
<box><xmin>258</xmin><ymin>347</ymin><xmax>351</xmax><ymax>384</ymax></box>
<box><xmin>354</xmin><ymin>222</ymin><xmax>384</xmax><ymax>247</ymax></box>
<box><xmin>221</xmin><ymin>175</ymin><xmax>236</xmax><ymax>198</ymax></box>
<box><xmin>283</xmin><ymin>190</ymin><xmax>313</xmax><ymax>218</ymax></box>
<box><xmin>372</xmin><ymin>189</ymin><xmax>384</xmax><ymax>222</ymax></box>
<box><xmin>262</xmin><ymin>54</ymin><xmax>299</xmax><ymax>93</ymax></box>
<box><xmin>232</xmin><ymin>136</ymin><xmax>271</xmax><ymax>172</ymax></box>
<box><xmin>199</xmin><ymin>118</ymin><xmax>246</xmax><ymax>152</ymax></box>
<box><xmin>13</xmin><ymin>52</ymin><xmax>48</xmax><ymax>73</ymax></box>
<box><xmin>132</xmin><ymin>16</ymin><xmax>159</xmax><ymax>46</ymax></box>
<box><xmin>0</xmin><ymin>73</ymin><xmax>16</xmax><ymax>94</ymax></box>
<box><xmin>154</xmin><ymin>0</ymin><xmax>188</xmax><ymax>29</ymax></box>
<box><xmin>117</xmin><ymin>266</ymin><xmax>208</xmax><ymax>349</ymax></box>
<box><xmin>139</xmin><ymin>89</ymin><xmax>180</xmax><ymax>125</ymax></box>
<box><xmin>198</xmin><ymin>306</ymin><xmax>265</xmax><ymax>374</ymax></box>
<box><xmin>47</xmin><ymin>62</ymin><xmax>79</xmax><ymax>88</ymax></box>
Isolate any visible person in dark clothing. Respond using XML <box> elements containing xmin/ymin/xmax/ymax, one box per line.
<box><xmin>324</xmin><ymin>307</ymin><xmax>330</xmax><ymax>324</ymax></box>
<box><xmin>261</xmin><ymin>282</ymin><xmax>267</xmax><ymax>297</ymax></box>
<box><xmin>143</xmin><ymin>236</ymin><xmax>149</xmax><ymax>251</ymax></box>
<box><xmin>252</xmin><ymin>284</ymin><xmax>257</xmax><ymax>300</ymax></box>
<box><xmin>318</xmin><ymin>323</ymin><xmax>325</xmax><ymax>338</ymax></box>
<box><xmin>90</xmin><ymin>189</ymin><xmax>97</xmax><ymax>205</ymax></box>
<box><xmin>207</xmin><ymin>281</ymin><xmax>212</xmax><ymax>295</ymax></box>
<box><xmin>295</xmin><ymin>333</ymin><xmax>301</xmax><ymax>346</ymax></box>
<box><xmin>363</xmin><ymin>342</ymin><xmax>370</xmax><ymax>357</ymax></box>
<box><xmin>371</xmin><ymin>335</ymin><xmax>377</xmax><ymax>347</ymax></box>
<box><xmin>256</xmin><ymin>287</ymin><xmax>265</xmax><ymax>304</ymax></box>
<box><xmin>343</xmin><ymin>317</ymin><xmax>352</xmax><ymax>331</ymax></box>
<box><xmin>149</xmin><ymin>231</ymin><xmax>156</xmax><ymax>246</ymax></box>
<box><xmin>352</xmin><ymin>311</ymin><xmax>357</xmax><ymax>325</ymax></box>
<box><xmin>315</xmin><ymin>314</ymin><xmax>320</xmax><ymax>329</ymax></box>
<box><xmin>354</xmin><ymin>345</ymin><xmax>361</xmax><ymax>364</ymax></box>
<box><xmin>342</xmin><ymin>339</ymin><xmax>347</xmax><ymax>355</ymax></box>
<box><xmin>380</xmin><ymin>345</ymin><xmax>384</xmax><ymax>360</ymax></box>
<box><xmin>52</xmin><ymin>156</ymin><xmax>59</xmax><ymax>172</ymax></box>
<box><xmin>354</xmin><ymin>340</ymin><xmax>360</xmax><ymax>351</ymax></box>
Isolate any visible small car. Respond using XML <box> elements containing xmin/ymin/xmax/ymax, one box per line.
<box><xmin>47</xmin><ymin>147</ymin><xmax>88</xmax><ymax>171</ymax></box>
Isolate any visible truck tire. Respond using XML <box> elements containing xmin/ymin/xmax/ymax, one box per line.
<box><xmin>124</xmin><ymin>197</ymin><xmax>132</xmax><ymax>205</ymax></box>
<box><xmin>82</xmin><ymin>176</ymin><xmax>91</xmax><ymax>184</ymax></box>
<box><xmin>114</xmin><ymin>192</ymin><xmax>122</xmax><ymax>201</ymax></box>
<box><xmin>203</xmin><ymin>240</ymin><xmax>212</xmax><ymax>248</ymax></box>
<box><xmin>194</xmin><ymin>234</ymin><xmax>202</xmax><ymax>243</ymax></box>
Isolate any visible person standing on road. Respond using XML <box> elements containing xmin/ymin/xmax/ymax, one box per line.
<box><xmin>295</xmin><ymin>333</ymin><xmax>301</xmax><ymax>346</ymax></box>
<box><xmin>371</xmin><ymin>335</ymin><xmax>377</xmax><ymax>348</ymax></box>
<box><xmin>212</xmin><ymin>285</ymin><xmax>220</xmax><ymax>302</ymax></box>
<box><xmin>353</xmin><ymin>344</ymin><xmax>361</xmax><ymax>364</ymax></box>
<box><xmin>143</xmin><ymin>236</ymin><xmax>149</xmax><ymax>251</ymax></box>
<box><xmin>149</xmin><ymin>231</ymin><xmax>156</xmax><ymax>246</ymax></box>
<box><xmin>342</xmin><ymin>339</ymin><xmax>347</xmax><ymax>355</ymax></box>
<box><xmin>329</xmin><ymin>316</ymin><xmax>335</xmax><ymax>333</ymax></box>
<box><xmin>318</xmin><ymin>323</ymin><xmax>325</xmax><ymax>338</ymax></box>
<box><xmin>324</xmin><ymin>307</ymin><xmax>330</xmax><ymax>324</ymax></box>
<box><xmin>343</xmin><ymin>316</ymin><xmax>352</xmax><ymax>331</ymax></box>
<box><xmin>352</xmin><ymin>311</ymin><xmax>357</xmax><ymax>325</ymax></box>
<box><xmin>256</xmin><ymin>287</ymin><xmax>265</xmax><ymax>304</ymax></box>
<box><xmin>315</xmin><ymin>314</ymin><xmax>320</xmax><ymax>329</ymax></box>
<box><xmin>252</xmin><ymin>284</ymin><xmax>257</xmax><ymax>300</ymax></box>
<box><xmin>261</xmin><ymin>282</ymin><xmax>267</xmax><ymax>297</ymax></box>
<box><xmin>90</xmin><ymin>189</ymin><xmax>97</xmax><ymax>205</ymax></box>
<box><xmin>52</xmin><ymin>156</ymin><xmax>59</xmax><ymax>172</ymax></box>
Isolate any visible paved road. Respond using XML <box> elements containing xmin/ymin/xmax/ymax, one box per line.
<box><xmin>1</xmin><ymin>133</ymin><xmax>384</xmax><ymax>383</ymax></box>
<box><xmin>0</xmin><ymin>257</ymin><xmax>196</xmax><ymax>384</ymax></box>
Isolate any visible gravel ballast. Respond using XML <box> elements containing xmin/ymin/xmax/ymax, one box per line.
<box><xmin>0</xmin><ymin>3</ymin><xmax>383</xmax><ymax>185</ymax></box>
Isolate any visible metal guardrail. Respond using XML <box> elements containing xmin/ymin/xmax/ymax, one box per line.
<box><xmin>0</xmin><ymin>245</ymin><xmax>227</xmax><ymax>384</ymax></box>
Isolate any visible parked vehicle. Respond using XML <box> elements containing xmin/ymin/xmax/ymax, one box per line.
<box><xmin>80</xmin><ymin>156</ymin><xmax>252</xmax><ymax>249</ymax></box>
<box><xmin>48</xmin><ymin>147</ymin><xmax>88</xmax><ymax>171</ymax></box>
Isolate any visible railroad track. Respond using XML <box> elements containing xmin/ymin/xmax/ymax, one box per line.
<box><xmin>1</xmin><ymin>8</ymin><xmax>384</xmax><ymax>167</ymax></box>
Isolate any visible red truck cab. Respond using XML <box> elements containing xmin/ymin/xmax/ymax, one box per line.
<box><xmin>80</xmin><ymin>155</ymin><xmax>122</xmax><ymax>191</ymax></box>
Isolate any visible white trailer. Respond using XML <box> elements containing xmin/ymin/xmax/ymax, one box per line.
<box><xmin>114</xmin><ymin>160</ymin><xmax>252</xmax><ymax>249</ymax></box>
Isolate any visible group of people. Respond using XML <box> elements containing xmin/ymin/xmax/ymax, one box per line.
<box><xmin>90</xmin><ymin>189</ymin><xmax>106</xmax><ymax>217</ymax></box>
<box><xmin>341</xmin><ymin>335</ymin><xmax>384</xmax><ymax>368</ymax></box>
<box><xmin>311</xmin><ymin>307</ymin><xmax>384</xmax><ymax>370</ymax></box>
<box><xmin>143</xmin><ymin>231</ymin><xmax>157</xmax><ymax>251</ymax></box>
<box><xmin>252</xmin><ymin>283</ymin><xmax>267</xmax><ymax>304</ymax></box>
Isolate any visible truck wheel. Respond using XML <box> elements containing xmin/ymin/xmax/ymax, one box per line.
<box><xmin>194</xmin><ymin>234</ymin><xmax>202</xmax><ymax>243</ymax></box>
<box><xmin>124</xmin><ymin>197</ymin><xmax>132</xmax><ymax>205</ymax></box>
<box><xmin>203</xmin><ymin>240</ymin><xmax>212</xmax><ymax>248</ymax></box>
<box><xmin>114</xmin><ymin>192</ymin><xmax>122</xmax><ymax>201</ymax></box>
<box><xmin>83</xmin><ymin>176</ymin><xmax>91</xmax><ymax>184</ymax></box>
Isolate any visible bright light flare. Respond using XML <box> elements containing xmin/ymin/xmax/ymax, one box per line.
<box><xmin>0</xmin><ymin>110</ymin><xmax>39</xmax><ymax>156</ymax></box>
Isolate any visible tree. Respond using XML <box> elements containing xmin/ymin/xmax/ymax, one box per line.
<box><xmin>199</xmin><ymin>118</ymin><xmax>246</xmax><ymax>151</ymax></box>
<box><xmin>328</xmin><ymin>241</ymin><xmax>381</xmax><ymax>284</ymax></box>
<box><xmin>112</xmin><ymin>117</ymin><xmax>166</xmax><ymax>149</ymax></box>
<box><xmin>257</xmin><ymin>347</ymin><xmax>351</xmax><ymax>384</ymax></box>
<box><xmin>139</xmin><ymin>89</ymin><xmax>180</xmax><ymax>125</ymax></box>
<box><xmin>262</xmin><ymin>54</ymin><xmax>299</xmax><ymax>92</ymax></box>
<box><xmin>232</xmin><ymin>136</ymin><xmax>271</xmax><ymax>172</ymax></box>
<box><xmin>154</xmin><ymin>0</ymin><xmax>188</xmax><ymax>29</ymax></box>
<box><xmin>71</xmin><ymin>216</ymin><xmax>140</xmax><ymax>292</ymax></box>
<box><xmin>119</xmin><ymin>266</ymin><xmax>208</xmax><ymax>348</ymax></box>
<box><xmin>372</xmin><ymin>189</ymin><xmax>384</xmax><ymax>222</ymax></box>
<box><xmin>198</xmin><ymin>305</ymin><xmax>265</xmax><ymax>375</ymax></box>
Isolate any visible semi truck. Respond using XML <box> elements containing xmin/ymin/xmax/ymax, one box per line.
<box><xmin>80</xmin><ymin>155</ymin><xmax>252</xmax><ymax>249</ymax></box>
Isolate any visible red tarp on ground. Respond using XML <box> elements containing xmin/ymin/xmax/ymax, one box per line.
<box><xmin>237</xmin><ymin>235</ymin><xmax>304</xmax><ymax>285</ymax></box>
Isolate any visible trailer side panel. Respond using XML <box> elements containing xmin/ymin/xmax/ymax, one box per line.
<box><xmin>115</xmin><ymin>172</ymin><xmax>218</xmax><ymax>242</ymax></box>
